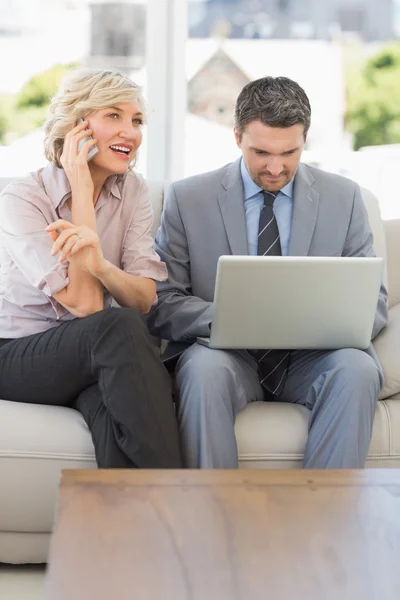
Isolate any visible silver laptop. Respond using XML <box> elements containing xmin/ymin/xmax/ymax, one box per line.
<box><xmin>197</xmin><ymin>255</ymin><xmax>384</xmax><ymax>350</ymax></box>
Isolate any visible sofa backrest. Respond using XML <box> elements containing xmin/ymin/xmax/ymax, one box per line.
<box><xmin>383</xmin><ymin>219</ymin><xmax>400</xmax><ymax>308</ymax></box>
<box><xmin>359</xmin><ymin>187</ymin><xmax>388</xmax><ymax>293</ymax></box>
<box><xmin>148</xmin><ymin>182</ymin><xmax>164</xmax><ymax>238</ymax></box>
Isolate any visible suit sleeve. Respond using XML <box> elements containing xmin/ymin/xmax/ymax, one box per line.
<box><xmin>342</xmin><ymin>184</ymin><xmax>388</xmax><ymax>339</ymax></box>
<box><xmin>146</xmin><ymin>183</ymin><xmax>214</xmax><ymax>341</ymax></box>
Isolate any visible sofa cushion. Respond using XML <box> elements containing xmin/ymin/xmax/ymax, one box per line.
<box><xmin>383</xmin><ymin>219</ymin><xmax>400</xmax><ymax>308</ymax></box>
<box><xmin>235</xmin><ymin>398</ymin><xmax>400</xmax><ymax>468</ymax></box>
<box><xmin>1</xmin><ymin>395</ymin><xmax>399</xmax><ymax>537</ymax></box>
<box><xmin>0</xmin><ymin>400</ymin><xmax>96</xmax><ymax>536</ymax></box>
<box><xmin>2</xmin><ymin>390</ymin><xmax>400</xmax><ymax>564</ymax></box>
<box><xmin>374</xmin><ymin>303</ymin><xmax>400</xmax><ymax>400</ymax></box>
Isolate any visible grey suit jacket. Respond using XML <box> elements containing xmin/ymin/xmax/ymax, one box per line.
<box><xmin>148</xmin><ymin>159</ymin><xmax>388</xmax><ymax>349</ymax></box>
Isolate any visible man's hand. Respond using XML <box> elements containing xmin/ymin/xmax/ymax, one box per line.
<box><xmin>46</xmin><ymin>219</ymin><xmax>107</xmax><ymax>277</ymax></box>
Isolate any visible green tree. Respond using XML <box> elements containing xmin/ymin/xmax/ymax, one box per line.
<box><xmin>346</xmin><ymin>44</ymin><xmax>400</xmax><ymax>150</ymax></box>
<box><xmin>16</xmin><ymin>63</ymin><xmax>77</xmax><ymax>109</ymax></box>
<box><xmin>0</xmin><ymin>93</ymin><xmax>15</xmax><ymax>144</ymax></box>
<box><xmin>0</xmin><ymin>63</ymin><xmax>80</xmax><ymax>144</ymax></box>
<box><xmin>0</xmin><ymin>113</ymin><xmax>8</xmax><ymax>144</ymax></box>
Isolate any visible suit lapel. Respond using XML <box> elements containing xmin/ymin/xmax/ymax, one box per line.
<box><xmin>217</xmin><ymin>158</ymin><xmax>248</xmax><ymax>255</ymax></box>
<box><xmin>288</xmin><ymin>163</ymin><xmax>319</xmax><ymax>256</ymax></box>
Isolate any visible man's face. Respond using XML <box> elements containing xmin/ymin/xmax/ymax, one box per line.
<box><xmin>234</xmin><ymin>121</ymin><xmax>305</xmax><ymax>192</ymax></box>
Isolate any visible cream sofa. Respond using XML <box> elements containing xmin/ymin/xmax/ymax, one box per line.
<box><xmin>0</xmin><ymin>181</ymin><xmax>400</xmax><ymax>565</ymax></box>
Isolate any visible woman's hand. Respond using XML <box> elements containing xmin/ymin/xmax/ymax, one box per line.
<box><xmin>60</xmin><ymin>120</ymin><xmax>97</xmax><ymax>198</ymax></box>
<box><xmin>46</xmin><ymin>219</ymin><xmax>107</xmax><ymax>277</ymax></box>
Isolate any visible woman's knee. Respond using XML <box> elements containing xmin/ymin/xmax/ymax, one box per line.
<box><xmin>86</xmin><ymin>307</ymin><xmax>160</xmax><ymax>369</ymax></box>
<box><xmin>90</xmin><ymin>307</ymin><xmax>146</xmax><ymax>339</ymax></box>
<box><xmin>99</xmin><ymin>306</ymin><xmax>143</xmax><ymax>327</ymax></box>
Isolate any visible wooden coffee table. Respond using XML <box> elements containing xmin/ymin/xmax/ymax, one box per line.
<box><xmin>45</xmin><ymin>469</ymin><xmax>400</xmax><ymax>600</ymax></box>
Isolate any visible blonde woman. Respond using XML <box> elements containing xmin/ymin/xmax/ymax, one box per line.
<box><xmin>0</xmin><ymin>67</ymin><xmax>182</xmax><ymax>468</ymax></box>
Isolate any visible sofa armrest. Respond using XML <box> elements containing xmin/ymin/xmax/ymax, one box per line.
<box><xmin>374</xmin><ymin>303</ymin><xmax>400</xmax><ymax>399</ymax></box>
<box><xmin>383</xmin><ymin>219</ymin><xmax>400</xmax><ymax>308</ymax></box>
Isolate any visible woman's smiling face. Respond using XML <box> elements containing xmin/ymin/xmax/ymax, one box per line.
<box><xmin>86</xmin><ymin>100</ymin><xmax>144</xmax><ymax>176</ymax></box>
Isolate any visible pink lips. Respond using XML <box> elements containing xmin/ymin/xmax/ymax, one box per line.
<box><xmin>110</xmin><ymin>148</ymin><xmax>131</xmax><ymax>160</ymax></box>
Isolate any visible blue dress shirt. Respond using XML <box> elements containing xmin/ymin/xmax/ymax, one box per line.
<box><xmin>240</xmin><ymin>158</ymin><xmax>294</xmax><ymax>256</ymax></box>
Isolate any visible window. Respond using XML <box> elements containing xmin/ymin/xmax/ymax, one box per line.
<box><xmin>183</xmin><ymin>0</ymin><xmax>346</xmax><ymax>177</ymax></box>
<box><xmin>1</xmin><ymin>0</ymin><xmax>400</xmax><ymax>221</ymax></box>
<box><xmin>0</xmin><ymin>0</ymin><xmax>149</xmax><ymax>178</ymax></box>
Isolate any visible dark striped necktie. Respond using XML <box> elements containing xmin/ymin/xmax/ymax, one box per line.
<box><xmin>253</xmin><ymin>190</ymin><xmax>291</xmax><ymax>396</ymax></box>
<box><xmin>258</xmin><ymin>190</ymin><xmax>281</xmax><ymax>256</ymax></box>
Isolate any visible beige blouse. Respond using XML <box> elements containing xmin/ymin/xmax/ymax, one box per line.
<box><xmin>0</xmin><ymin>163</ymin><xmax>167</xmax><ymax>338</ymax></box>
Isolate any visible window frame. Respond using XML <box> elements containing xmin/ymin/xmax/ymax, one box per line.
<box><xmin>145</xmin><ymin>0</ymin><xmax>187</xmax><ymax>182</ymax></box>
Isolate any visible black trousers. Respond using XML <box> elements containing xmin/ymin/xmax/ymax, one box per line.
<box><xmin>0</xmin><ymin>307</ymin><xmax>182</xmax><ymax>468</ymax></box>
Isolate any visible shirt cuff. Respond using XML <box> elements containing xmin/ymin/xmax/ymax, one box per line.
<box><xmin>125</xmin><ymin>261</ymin><xmax>168</xmax><ymax>282</ymax></box>
<box><xmin>40</xmin><ymin>262</ymin><xmax>70</xmax><ymax>319</ymax></box>
<box><xmin>41</xmin><ymin>261</ymin><xmax>69</xmax><ymax>297</ymax></box>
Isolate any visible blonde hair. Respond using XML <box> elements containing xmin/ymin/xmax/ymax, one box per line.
<box><xmin>44</xmin><ymin>67</ymin><xmax>146</xmax><ymax>167</ymax></box>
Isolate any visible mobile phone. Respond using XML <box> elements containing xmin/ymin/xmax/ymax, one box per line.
<box><xmin>77</xmin><ymin>118</ymin><xmax>99</xmax><ymax>161</ymax></box>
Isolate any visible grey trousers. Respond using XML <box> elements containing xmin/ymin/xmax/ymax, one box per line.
<box><xmin>175</xmin><ymin>343</ymin><xmax>384</xmax><ymax>468</ymax></box>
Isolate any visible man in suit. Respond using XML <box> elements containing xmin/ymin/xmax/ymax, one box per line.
<box><xmin>147</xmin><ymin>76</ymin><xmax>388</xmax><ymax>469</ymax></box>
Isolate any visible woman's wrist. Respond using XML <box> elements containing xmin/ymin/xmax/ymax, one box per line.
<box><xmin>70</xmin><ymin>188</ymin><xmax>94</xmax><ymax>205</ymax></box>
<box><xmin>70</xmin><ymin>195</ymin><xmax>97</xmax><ymax>231</ymax></box>
<box><xmin>90</xmin><ymin>257</ymin><xmax>111</xmax><ymax>279</ymax></box>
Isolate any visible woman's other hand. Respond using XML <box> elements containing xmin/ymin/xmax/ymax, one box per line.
<box><xmin>60</xmin><ymin>120</ymin><xmax>97</xmax><ymax>198</ymax></box>
<box><xmin>46</xmin><ymin>219</ymin><xmax>107</xmax><ymax>277</ymax></box>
